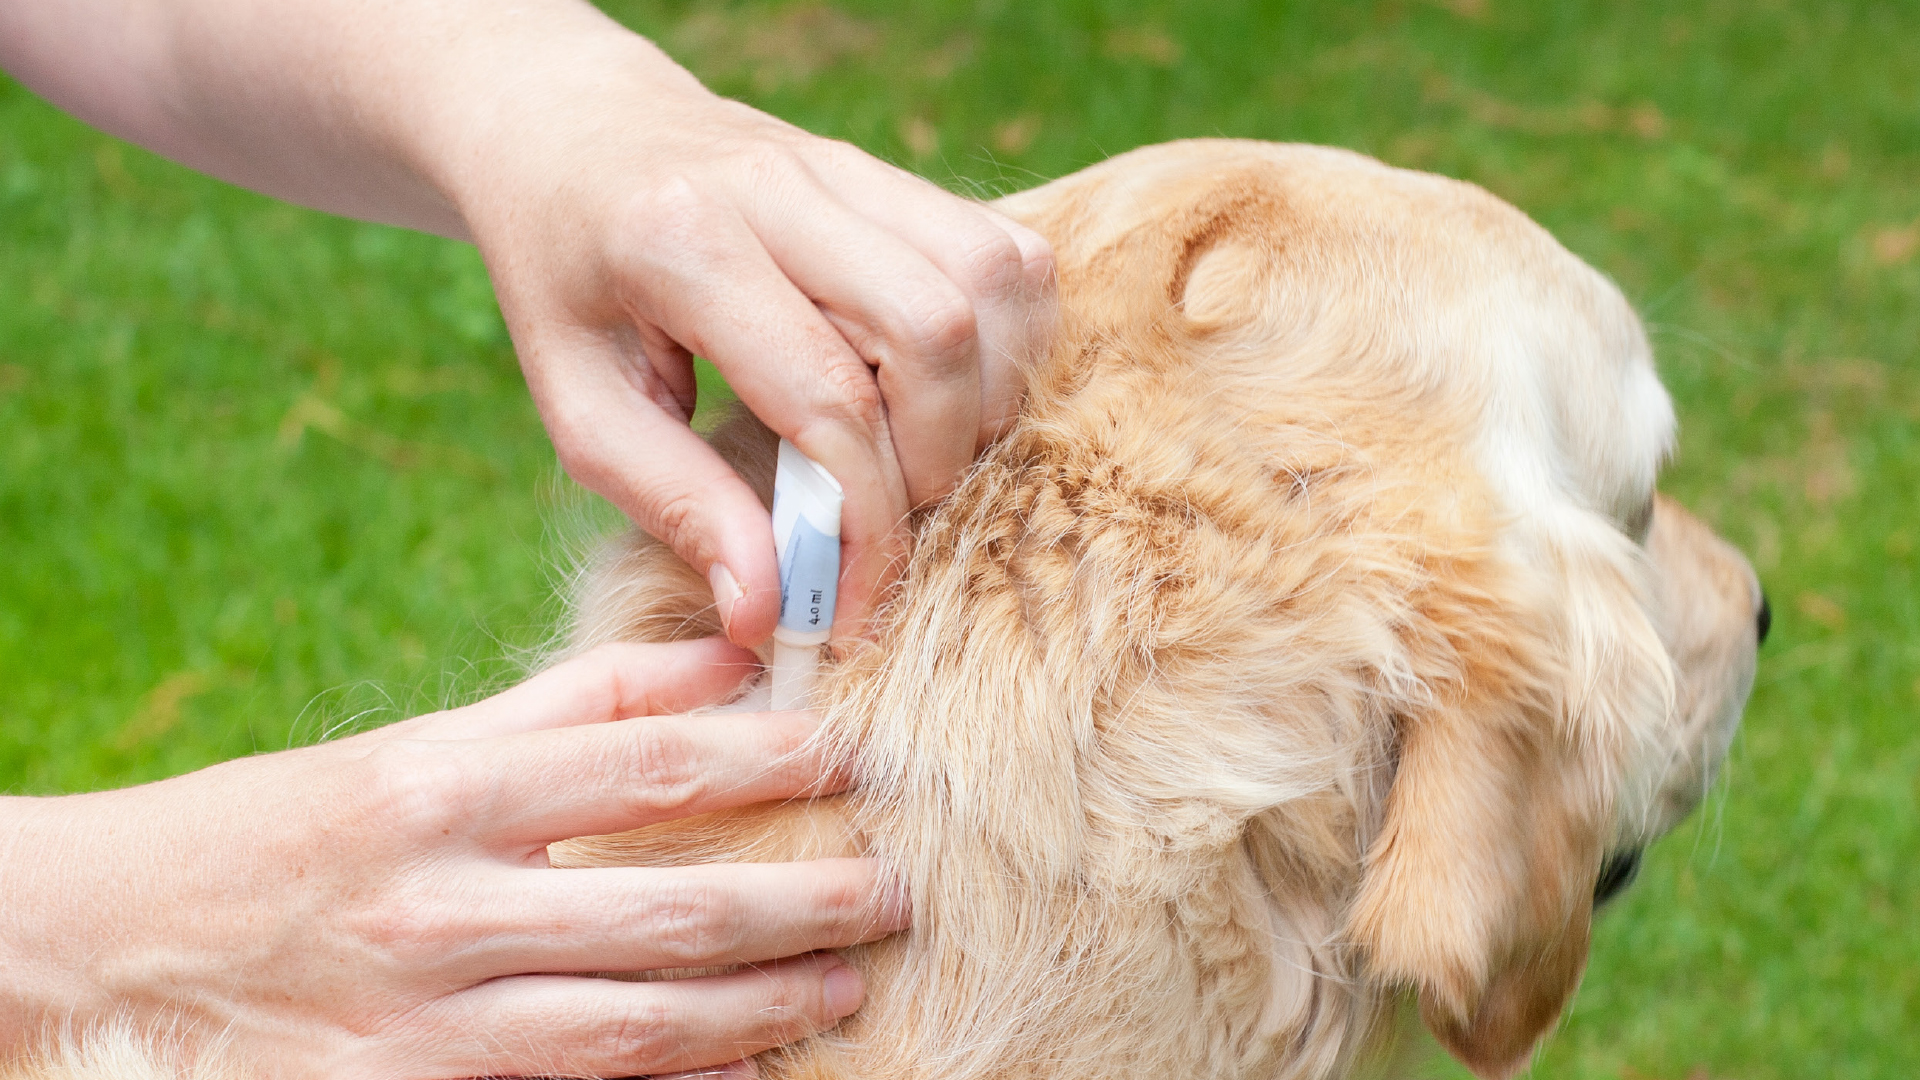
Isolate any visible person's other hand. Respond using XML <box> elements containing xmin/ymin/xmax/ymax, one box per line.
<box><xmin>0</xmin><ymin>639</ymin><xmax>905</xmax><ymax>1078</ymax></box>
<box><xmin>446</xmin><ymin>45</ymin><xmax>1056</xmax><ymax>647</ymax></box>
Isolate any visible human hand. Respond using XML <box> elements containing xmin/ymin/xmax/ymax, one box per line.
<box><xmin>0</xmin><ymin>0</ymin><xmax>1055</xmax><ymax>647</ymax></box>
<box><xmin>0</xmin><ymin>639</ymin><xmax>906</xmax><ymax>1079</ymax></box>
<box><xmin>443</xmin><ymin>37</ymin><xmax>1056</xmax><ymax>647</ymax></box>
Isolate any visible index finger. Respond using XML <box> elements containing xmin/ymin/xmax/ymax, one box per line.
<box><xmin>458</xmin><ymin>709</ymin><xmax>848</xmax><ymax>850</ymax></box>
<box><xmin>623</xmin><ymin>203</ymin><xmax>912</xmax><ymax>639</ymax></box>
<box><xmin>419</xmin><ymin>640</ymin><xmax>762</xmax><ymax>740</ymax></box>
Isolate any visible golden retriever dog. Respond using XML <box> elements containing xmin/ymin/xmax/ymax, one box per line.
<box><xmin>11</xmin><ymin>139</ymin><xmax>1764</xmax><ymax>1080</ymax></box>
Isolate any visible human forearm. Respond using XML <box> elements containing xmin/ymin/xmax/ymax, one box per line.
<box><xmin>0</xmin><ymin>0</ymin><xmax>691</xmax><ymax>238</ymax></box>
<box><xmin>0</xmin><ymin>793</ymin><xmax>130</xmax><ymax>1050</ymax></box>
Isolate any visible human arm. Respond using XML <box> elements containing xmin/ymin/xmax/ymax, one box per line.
<box><xmin>0</xmin><ymin>0</ymin><xmax>1055</xmax><ymax>646</ymax></box>
<box><xmin>0</xmin><ymin>640</ymin><xmax>905</xmax><ymax>1077</ymax></box>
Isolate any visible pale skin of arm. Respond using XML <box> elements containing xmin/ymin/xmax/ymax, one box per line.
<box><xmin>0</xmin><ymin>0</ymin><xmax>1054</xmax><ymax>1074</ymax></box>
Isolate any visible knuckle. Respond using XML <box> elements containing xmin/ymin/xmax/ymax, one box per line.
<box><xmin>816</xmin><ymin>359</ymin><xmax>888</xmax><ymax>429</ymax></box>
<box><xmin>621</xmin><ymin>175</ymin><xmax>714</xmax><ymax>242</ymax></box>
<box><xmin>734</xmin><ymin>143</ymin><xmax>810</xmax><ymax>189</ymax></box>
<box><xmin>596</xmin><ymin>998</ymin><xmax>674</xmax><ymax>1066</ymax></box>
<box><xmin>893</xmin><ymin>290</ymin><xmax>978</xmax><ymax>378</ymax></box>
<box><xmin>353</xmin><ymin>740</ymin><xmax>464</xmax><ymax>837</ymax></box>
<box><xmin>638</xmin><ymin>484</ymin><xmax>711</xmax><ymax>563</ymax></box>
<box><xmin>1018</xmin><ymin>236</ymin><xmax>1057</xmax><ymax>294</ymax></box>
<box><xmin>348</xmin><ymin>889</ymin><xmax>451</xmax><ymax>967</ymax></box>
<box><xmin>619</xmin><ymin>722</ymin><xmax>707</xmax><ymax>814</ymax></box>
<box><xmin>568</xmin><ymin>643</ymin><xmax>638</xmax><ymax>712</ymax></box>
<box><xmin>758</xmin><ymin>971</ymin><xmax>829</xmax><ymax>1039</ymax></box>
<box><xmin>821</xmin><ymin>866</ymin><xmax>876</xmax><ymax>925</ymax></box>
<box><xmin>641</xmin><ymin>876</ymin><xmax>740</xmax><ymax>964</ymax></box>
<box><xmin>956</xmin><ymin>231</ymin><xmax>1028</xmax><ymax>297</ymax></box>
<box><xmin>612</xmin><ymin>177</ymin><xmax>730</xmax><ymax>286</ymax></box>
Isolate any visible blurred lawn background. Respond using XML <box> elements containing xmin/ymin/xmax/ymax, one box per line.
<box><xmin>2</xmin><ymin>0</ymin><xmax>1916</xmax><ymax>1075</ymax></box>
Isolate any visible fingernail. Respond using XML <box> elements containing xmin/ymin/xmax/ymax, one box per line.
<box><xmin>822</xmin><ymin>961</ymin><xmax>865</xmax><ymax>1019</ymax></box>
<box><xmin>709</xmin><ymin>563</ymin><xmax>743</xmax><ymax>637</ymax></box>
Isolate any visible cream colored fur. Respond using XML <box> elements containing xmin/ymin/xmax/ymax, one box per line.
<box><xmin>12</xmin><ymin>140</ymin><xmax>1762</xmax><ymax>1080</ymax></box>
<box><xmin>0</xmin><ymin>1022</ymin><xmax>244</xmax><ymax>1080</ymax></box>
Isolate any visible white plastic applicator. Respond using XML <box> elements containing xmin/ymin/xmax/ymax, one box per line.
<box><xmin>770</xmin><ymin>439</ymin><xmax>843</xmax><ymax>711</ymax></box>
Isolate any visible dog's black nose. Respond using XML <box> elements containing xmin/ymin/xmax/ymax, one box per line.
<box><xmin>1594</xmin><ymin>848</ymin><xmax>1644</xmax><ymax>906</ymax></box>
<box><xmin>1756</xmin><ymin>591</ymin><xmax>1772</xmax><ymax>646</ymax></box>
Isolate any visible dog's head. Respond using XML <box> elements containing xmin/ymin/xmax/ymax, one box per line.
<box><xmin>562</xmin><ymin>140</ymin><xmax>1763</xmax><ymax>1080</ymax></box>
<box><xmin>986</xmin><ymin>141</ymin><xmax>1763</xmax><ymax>1077</ymax></box>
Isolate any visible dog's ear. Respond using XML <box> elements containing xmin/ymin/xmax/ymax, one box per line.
<box><xmin>1346</xmin><ymin>547</ymin><xmax>1658</xmax><ymax>1079</ymax></box>
<box><xmin>1348</xmin><ymin>674</ymin><xmax>1600</xmax><ymax>1078</ymax></box>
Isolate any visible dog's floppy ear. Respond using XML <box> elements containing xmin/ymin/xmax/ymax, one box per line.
<box><xmin>1345</xmin><ymin>553</ymin><xmax>1633</xmax><ymax>1078</ymax></box>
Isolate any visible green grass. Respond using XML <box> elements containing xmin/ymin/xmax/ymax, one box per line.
<box><xmin>2</xmin><ymin>0</ymin><xmax>1915</xmax><ymax>1075</ymax></box>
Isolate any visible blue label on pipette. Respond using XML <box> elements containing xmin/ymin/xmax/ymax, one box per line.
<box><xmin>778</xmin><ymin>516</ymin><xmax>840</xmax><ymax>635</ymax></box>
